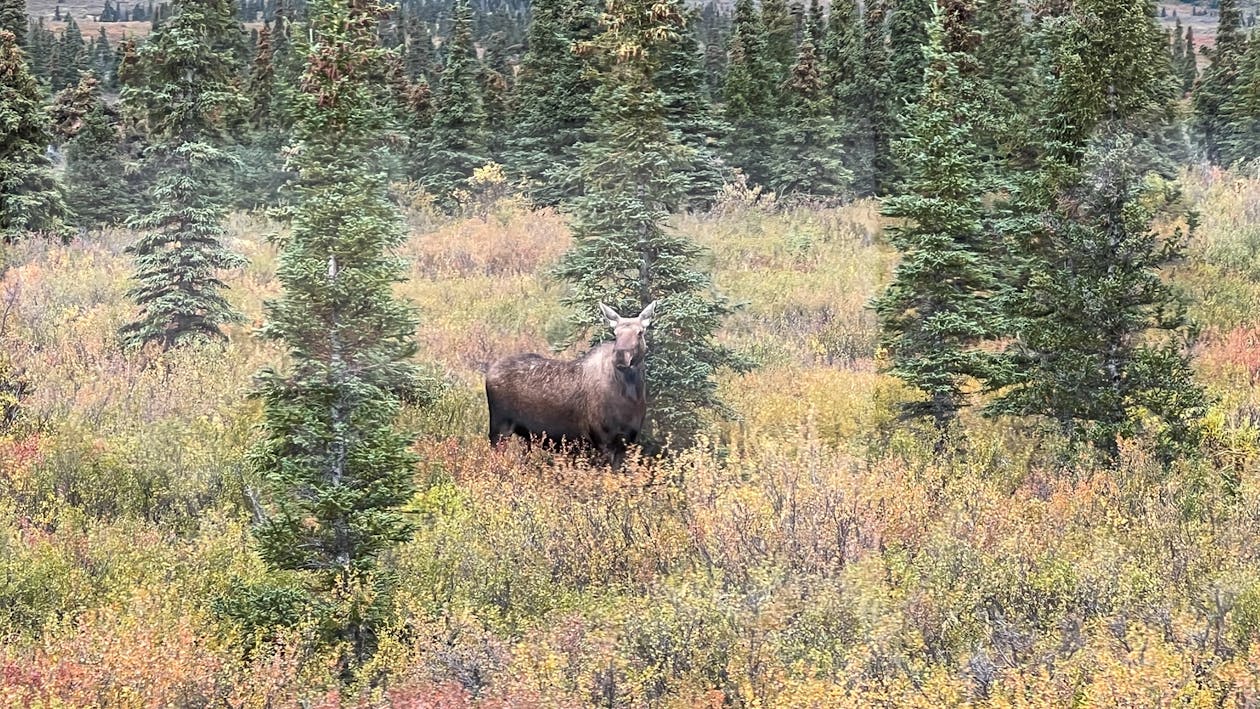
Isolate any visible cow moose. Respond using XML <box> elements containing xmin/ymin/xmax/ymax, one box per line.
<box><xmin>484</xmin><ymin>301</ymin><xmax>658</xmax><ymax>468</ymax></box>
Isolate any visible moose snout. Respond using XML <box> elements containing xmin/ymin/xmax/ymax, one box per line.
<box><xmin>615</xmin><ymin>349</ymin><xmax>635</xmax><ymax>368</ymax></box>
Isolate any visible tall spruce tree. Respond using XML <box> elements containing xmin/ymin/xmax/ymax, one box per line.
<box><xmin>555</xmin><ymin>0</ymin><xmax>746</xmax><ymax>446</ymax></box>
<box><xmin>118</xmin><ymin>0</ymin><xmax>247</xmax><ymax>349</ymax></box>
<box><xmin>54</xmin><ymin>16</ymin><xmax>88</xmax><ymax>90</ymax></box>
<box><xmin>761</xmin><ymin>0</ymin><xmax>796</xmax><ymax>78</ymax></box>
<box><xmin>503</xmin><ymin>0</ymin><xmax>595</xmax><ymax>205</ymax></box>
<box><xmin>64</xmin><ymin>79</ymin><xmax>134</xmax><ymax>228</ymax></box>
<box><xmin>1195</xmin><ymin>0</ymin><xmax>1244</xmax><ymax>163</ymax></box>
<box><xmin>874</xmin><ymin>0</ymin><xmax>1004</xmax><ymax>432</ymax></box>
<box><xmin>888</xmin><ymin>0</ymin><xmax>932</xmax><ymax>114</ymax></box>
<box><xmin>252</xmin><ymin>0</ymin><xmax>420</xmax><ymax>664</ymax></box>
<box><xmin>768</xmin><ymin>23</ymin><xmax>850</xmax><ymax>198</ymax></box>
<box><xmin>1181</xmin><ymin>26</ymin><xmax>1196</xmax><ymax>95</ymax></box>
<box><xmin>723</xmin><ymin>0</ymin><xmax>776</xmax><ymax>188</ymax></box>
<box><xmin>852</xmin><ymin>0</ymin><xmax>894</xmax><ymax>194</ymax></box>
<box><xmin>656</xmin><ymin>9</ymin><xmax>729</xmax><ymax>209</ymax></box>
<box><xmin>1</xmin><ymin>29</ymin><xmax>71</xmax><ymax>242</ymax></box>
<box><xmin>976</xmin><ymin>0</ymin><xmax>1032</xmax><ymax>113</ymax></box>
<box><xmin>1</xmin><ymin>0</ymin><xmax>24</xmax><ymax>46</ymax></box>
<box><xmin>419</xmin><ymin>0</ymin><xmax>487</xmax><ymax>210</ymax></box>
<box><xmin>1223</xmin><ymin>36</ymin><xmax>1260</xmax><ymax>163</ymax></box>
<box><xmin>991</xmin><ymin>133</ymin><xmax>1206</xmax><ymax>458</ymax></box>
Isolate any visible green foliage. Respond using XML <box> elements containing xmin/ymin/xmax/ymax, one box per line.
<box><xmin>251</xmin><ymin>0</ymin><xmax>420</xmax><ymax>666</ymax></box>
<box><xmin>554</xmin><ymin>0</ymin><xmax>747</xmax><ymax>446</ymax></box>
<box><xmin>1222</xmin><ymin>36</ymin><xmax>1260</xmax><ymax>165</ymax></box>
<box><xmin>1195</xmin><ymin>0</ymin><xmax>1245</xmax><ymax>164</ymax></box>
<box><xmin>888</xmin><ymin>0</ymin><xmax>932</xmax><ymax>116</ymax></box>
<box><xmin>975</xmin><ymin>0</ymin><xmax>1032</xmax><ymax>114</ymax></box>
<box><xmin>503</xmin><ymin>0</ymin><xmax>595</xmax><ymax>206</ymax></box>
<box><xmin>851</xmin><ymin>0</ymin><xmax>895</xmax><ymax>195</ymax></box>
<box><xmin>63</xmin><ymin>77</ymin><xmax>137</xmax><ymax>229</ymax></box>
<box><xmin>118</xmin><ymin>0</ymin><xmax>248</xmax><ymax>349</ymax></box>
<box><xmin>656</xmin><ymin>10</ymin><xmax>729</xmax><ymax>210</ymax></box>
<box><xmin>722</xmin><ymin>0</ymin><xmax>776</xmax><ymax>188</ymax></box>
<box><xmin>0</xmin><ymin>29</ymin><xmax>71</xmax><ymax>243</ymax></box>
<box><xmin>873</xmin><ymin>0</ymin><xmax>1005</xmax><ymax>430</ymax></box>
<box><xmin>420</xmin><ymin>0</ymin><xmax>488</xmax><ymax>211</ymax></box>
<box><xmin>768</xmin><ymin>26</ymin><xmax>850</xmax><ymax>199</ymax></box>
<box><xmin>0</xmin><ymin>0</ymin><xmax>24</xmax><ymax>46</ymax></box>
<box><xmin>991</xmin><ymin>133</ymin><xmax>1208</xmax><ymax>458</ymax></box>
<box><xmin>53</xmin><ymin>16</ymin><xmax>87</xmax><ymax>91</ymax></box>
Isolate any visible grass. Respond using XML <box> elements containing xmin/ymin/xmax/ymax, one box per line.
<box><xmin>0</xmin><ymin>171</ymin><xmax>1259</xmax><ymax>706</ymax></box>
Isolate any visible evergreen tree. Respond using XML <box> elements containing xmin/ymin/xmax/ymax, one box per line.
<box><xmin>504</xmin><ymin>0</ymin><xmax>595</xmax><ymax>206</ymax></box>
<box><xmin>768</xmin><ymin>23</ymin><xmax>850</xmax><ymax>198</ymax></box>
<box><xmin>252</xmin><ymin>0</ymin><xmax>419</xmax><ymax>665</ymax></box>
<box><xmin>1181</xmin><ymin>26</ymin><xmax>1196</xmax><ymax>95</ymax></box>
<box><xmin>822</xmin><ymin>0</ymin><xmax>865</xmax><ymax>181</ymax></box>
<box><xmin>975</xmin><ymin>0</ymin><xmax>1032</xmax><ymax>112</ymax></box>
<box><xmin>1195</xmin><ymin>0</ymin><xmax>1245</xmax><ymax>163</ymax></box>
<box><xmin>874</xmin><ymin>0</ymin><xmax>1003</xmax><ymax>432</ymax></box>
<box><xmin>761</xmin><ymin>0</ymin><xmax>796</xmax><ymax>78</ymax></box>
<box><xmin>1</xmin><ymin>29</ymin><xmax>71</xmax><ymax>242</ymax></box>
<box><xmin>555</xmin><ymin>0</ymin><xmax>747</xmax><ymax>446</ymax></box>
<box><xmin>656</xmin><ymin>9</ymin><xmax>728</xmax><ymax>209</ymax></box>
<box><xmin>118</xmin><ymin>0</ymin><xmax>247</xmax><ymax>348</ymax></box>
<box><xmin>851</xmin><ymin>0</ymin><xmax>894</xmax><ymax>194</ymax></box>
<box><xmin>402</xmin><ymin>9</ymin><xmax>433</xmax><ymax>81</ymax></box>
<box><xmin>1</xmin><ymin>0</ymin><xmax>24</xmax><ymax>46</ymax></box>
<box><xmin>54</xmin><ymin>16</ymin><xmax>88</xmax><ymax>89</ymax></box>
<box><xmin>419</xmin><ymin>0</ymin><xmax>487</xmax><ymax>210</ymax></box>
<box><xmin>1223</xmin><ymin>36</ymin><xmax>1260</xmax><ymax>163</ymax></box>
<box><xmin>990</xmin><ymin>133</ymin><xmax>1206</xmax><ymax>458</ymax></box>
<box><xmin>888</xmin><ymin>0</ymin><xmax>932</xmax><ymax>113</ymax></box>
<box><xmin>63</xmin><ymin>77</ymin><xmax>134</xmax><ymax>228</ymax></box>
<box><xmin>723</xmin><ymin>0</ymin><xmax>776</xmax><ymax>187</ymax></box>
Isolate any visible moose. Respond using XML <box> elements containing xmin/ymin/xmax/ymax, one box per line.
<box><xmin>484</xmin><ymin>301</ymin><xmax>658</xmax><ymax>468</ymax></box>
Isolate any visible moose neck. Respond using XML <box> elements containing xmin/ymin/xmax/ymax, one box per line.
<box><xmin>612</xmin><ymin>360</ymin><xmax>645</xmax><ymax>401</ymax></box>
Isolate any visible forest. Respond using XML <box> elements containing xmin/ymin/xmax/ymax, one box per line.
<box><xmin>3</xmin><ymin>0</ymin><xmax>1260</xmax><ymax>703</ymax></box>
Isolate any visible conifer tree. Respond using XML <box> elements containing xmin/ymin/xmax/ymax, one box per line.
<box><xmin>851</xmin><ymin>0</ymin><xmax>894</xmax><ymax>194</ymax></box>
<box><xmin>555</xmin><ymin>0</ymin><xmax>746</xmax><ymax>446</ymax></box>
<box><xmin>419</xmin><ymin>0</ymin><xmax>487</xmax><ymax>210</ymax></box>
<box><xmin>1223</xmin><ymin>37</ymin><xmax>1260</xmax><ymax>163</ymax></box>
<box><xmin>975</xmin><ymin>0</ymin><xmax>1032</xmax><ymax>112</ymax></box>
<box><xmin>821</xmin><ymin>0</ymin><xmax>865</xmax><ymax>179</ymax></box>
<box><xmin>768</xmin><ymin>24</ymin><xmax>850</xmax><ymax>197</ymax></box>
<box><xmin>504</xmin><ymin>0</ymin><xmax>595</xmax><ymax>205</ymax></box>
<box><xmin>874</xmin><ymin>0</ymin><xmax>1003</xmax><ymax>432</ymax></box>
<box><xmin>63</xmin><ymin>77</ymin><xmax>134</xmax><ymax>228</ymax></box>
<box><xmin>761</xmin><ymin>0</ymin><xmax>796</xmax><ymax>78</ymax></box>
<box><xmin>888</xmin><ymin>0</ymin><xmax>932</xmax><ymax>113</ymax></box>
<box><xmin>54</xmin><ymin>16</ymin><xmax>87</xmax><ymax>89</ymax></box>
<box><xmin>1</xmin><ymin>29</ymin><xmax>71</xmax><ymax>242</ymax></box>
<box><xmin>657</xmin><ymin>9</ymin><xmax>728</xmax><ymax>209</ymax></box>
<box><xmin>991</xmin><ymin>133</ymin><xmax>1206</xmax><ymax>458</ymax></box>
<box><xmin>1</xmin><ymin>0</ymin><xmax>24</xmax><ymax>45</ymax></box>
<box><xmin>252</xmin><ymin>0</ymin><xmax>419</xmax><ymax>664</ymax></box>
<box><xmin>723</xmin><ymin>0</ymin><xmax>776</xmax><ymax>187</ymax></box>
<box><xmin>1195</xmin><ymin>0</ymin><xmax>1244</xmax><ymax>163</ymax></box>
<box><xmin>118</xmin><ymin>0</ymin><xmax>247</xmax><ymax>348</ymax></box>
<box><xmin>1181</xmin><ymin>27</ymin><xmax>1196</xmax><ymax>95</ymax></box>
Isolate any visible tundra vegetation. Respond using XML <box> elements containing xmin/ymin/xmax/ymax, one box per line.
<box><xmin>3</xmin><ymin>0</ymin><xmax>1260</xmax><ymax>704</ymax></box>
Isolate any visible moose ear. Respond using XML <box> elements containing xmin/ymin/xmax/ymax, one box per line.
<box><xmin>638</xmin><ymin>300</ymin><xmax>658</xmax><ymax>328</ymax></box>
<box><xmin>598</xmin><ymin>302</ymin><xmax>622</xmax><ymax>328</ymax></box>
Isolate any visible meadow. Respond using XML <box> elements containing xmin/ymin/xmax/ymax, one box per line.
<box><xmin>2</xmin><ymin>169</ymin><xmax>1260</xmax><ymax>706</ymax></box>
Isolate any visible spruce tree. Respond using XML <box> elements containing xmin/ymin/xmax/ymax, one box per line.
<box><xmin>555</xmin><ymin>0</ymin><xmax>747</xmax><ymax>446</ymax></box>
<box><xmin>888</xmin><ymin>0</ymin><xmax>932</xmax><ymax>114</ymax></box>
<box><xmin>991</xmin><ymin>133</ymin><xmax>1206</xmax><ymax>458</ymax></box>
<box><xmin>1</xmin><ymin>0</ymin><xmax>24</xmax><ymax>46</ymax></box>
<box><xmin>822</xmin><ymin>0</ymin><xmax>866</xmax><ymax>183</ymax></box>
<box><xmin>1</xmin><ymin>29</ymin><xmax>71</xmax><ymax>242</ymax></box>
<box><xmin>723</xmin><ymin>0</ymin><xmax>776</xmax><ymax>188</ymax></box>
<box><xmin>54</xmin><ymin>16</ymin><xmax>87</xmax><ymax>90</ymax></box>
<box><xmin>419</xmin><ymin>0</ymin><xmax>487</xmax><ymax>210</ymax></box>
<box><xmin>656</xmin><ymin>9</ymin><xmax>729</xmax><ymax>209</ymax></box>
<box><xmin>761</xmin><ymin>0</ymin><xmax>796</xmax><ymax>78</ymax></box>
<box><xmin>1181</xmin><ymin>26</ymin><xmax>1196</xmax><ymax>95</ymax></box>
<box><xmin>1223</xmin><ymin>36</ymin><xmax>1260</xmax><ymax>163</ymax></box>
<box><xmin>852</xmin><ymin>0</ymin><xmax>894</xmax><ymax>194</ymax></box>
<box><xmin>252</xmin><ymin>0</ymin><xmax>419</xmax><ymax>664</ymax></box>
<box><xmin>504</xmin><ymin>0</ymin><xmax>595</xmax><ymax>206</ymax></box>
<box><xmin>63</xmin><ymin>77</ymin><xmax>134</xmax><ymax>228</ymax></box>
<box><xmin>118</xmin><ymin>0</ymin><xmax>247</xmax><ymax>349</ymax></box>
<box><xmin>1194</xmin><ymin>0</ymin><xmax>1244</xmax><ymax>163</ymax></box>
<box><xmin>768</xmin><ymin>24</ymin><xmax>850</xmax><ymax>198</ymax></box>
<box><xmin>976</xmin><ymin>0</ymin><xmax>1032</xmax><ymax>113</ymax></box>
<box><xmin>874</xmin><ymin>0</ymin><xmax>1003</xmax><ymax>432</ymax></box>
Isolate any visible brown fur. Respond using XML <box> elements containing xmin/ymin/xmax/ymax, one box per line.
<box><xmin>485</xmin><ymin>303</ymin><xmax>656</xmax><ymax>468</ymax></box>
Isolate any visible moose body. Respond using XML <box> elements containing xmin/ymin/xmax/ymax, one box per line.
<box><xmin>485</xmin><ymin>302</ymin><xmax>657</xmax><ymax>467</ymax></box>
